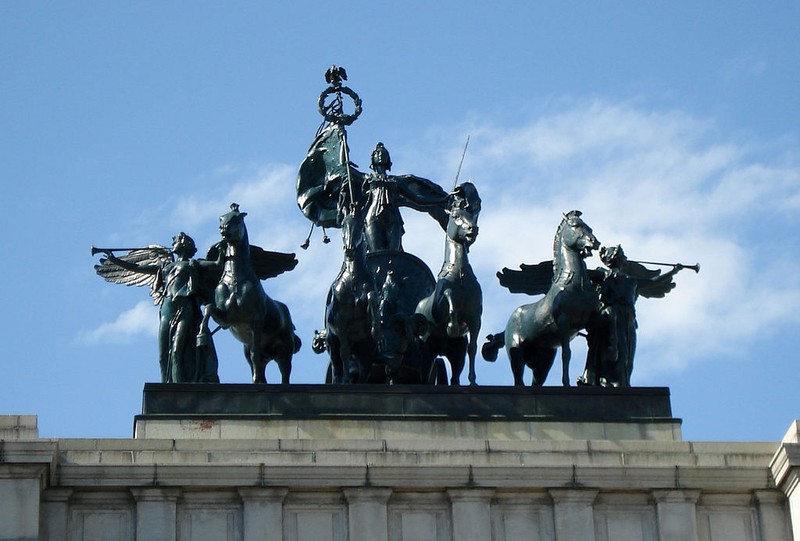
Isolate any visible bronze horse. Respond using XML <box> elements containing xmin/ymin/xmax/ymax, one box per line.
<box><xmin>415</xmin><ymin>182</ymin><xmax>482</xmax><ymax>385</ymax></box>
<box><xmin>483</xmin><ymin>211</ymin><xmax>600</xmax><ymax>386</ymax></box>
<box><xmin>201</xmin><ymin>204</ymin><xmax>301</xmax><ymax>384</ymax></box>
<box><xmin>322</xmin><ymin>204</ymin><xmax>382</xmax><ymax>383</ymax></box>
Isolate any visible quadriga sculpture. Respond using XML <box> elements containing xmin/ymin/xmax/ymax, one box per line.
<box><xmin>200</xmin><ymin>204</ymin><xmax>301</xmax><ymax>384</ymax></box>
<box><xmin>415</xmin><ymin>182</ymin><xmax>483</xmax><ymax>385</ymax></box>
<box><xmin>483</xmin><ymin>211</ymin><xmax>600</xmax><ymax>386</ymax></box>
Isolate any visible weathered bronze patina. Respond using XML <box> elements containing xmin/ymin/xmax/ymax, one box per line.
<box><xmin>92</xmin><ymin>236</ymin><xmax>221</xmax><ymax>383</ymax></box>
<box><xmin>93</xmin><ymin>204</ymin><xmax>300</xmax><ymax>384</ymax></box>
<box><xmin>297</xmin><ymin>66</ymin><xmax>482</xmax><ymax>384</ymax></box>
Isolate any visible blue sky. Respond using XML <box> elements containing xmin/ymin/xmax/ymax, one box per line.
<box><xmin>1</xmin><ymin>2</ymin><xmax>798</xmax><ymax>441</ymax></box>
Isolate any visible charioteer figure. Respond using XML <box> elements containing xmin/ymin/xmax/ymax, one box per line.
<box><xmin>297</xmin><ymin>66</ymin><xmax>459</xmax><ymax>384</ymax></box>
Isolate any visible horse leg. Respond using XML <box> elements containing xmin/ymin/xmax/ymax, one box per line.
<box><xmin>339</xmin><ymin>340</ymin><xmax>359</xmax><ymax>383</ymax></box>
<box><xmin>560</xmin><ymin>339</ymin><xmax>572</xmax><ymax>387</ymax></box>
<box><xmin>248</xmin><ymin>330</ymin><xmax>268</xmax><ymax>384</ymax></box>
<box><xmin>509</xmin><ymin>346</ymin><xmax>526</xmax><ymax>386</ymax></box>
<box><xmin>442</xmin><ymin>288</ymin><xmax>461</xmax><ymax>338</ymax></box>
<box><xmin>327</xmin><ymin>333</ymin><xmax>344</xmax><ymax>384</ymax></box>
<box><xmin>446</xmin><ymin>338</ymin><xmax>467</xmax><ymax>386</ymax></box>
<box><xmin>277</xmin><ymin>351</ymin><xmax>292</xmax><ymax>385</ymax></box>
<box><xmin>530</xmin><ymin>347</ymin><xmax>557</xmax><ymax>386</ymax></box>
<box><xmin>466</xmin><ymin>320</ymin><xmax>481</xmax><ymax>386</ymax></box>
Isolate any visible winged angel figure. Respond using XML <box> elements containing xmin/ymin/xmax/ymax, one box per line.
<box><xmin>93</xmin><ymin>233</ymin><xmax>222</xmax><ymax>383</ymax></box>
<box><xmin>495</xmin><ymin>243</ymin><xmax>690</xmax><ymax>387</ymax></box>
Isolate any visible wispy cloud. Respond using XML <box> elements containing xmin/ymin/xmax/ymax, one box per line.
<box><xmin>77</xmin><ymin>301</ymin><xmax>158</xmax><ymax>345</ymax></box>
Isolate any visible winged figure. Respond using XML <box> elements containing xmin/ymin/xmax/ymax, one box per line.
<box><xmin>93</xmin><ymin>233</ymin><xmax>222</xmax><ymax>383</ymax></box>
<box><xmin>579</xmin><ymin>244</ymin><xmax>688</xmax><ymax>387</ymax></box>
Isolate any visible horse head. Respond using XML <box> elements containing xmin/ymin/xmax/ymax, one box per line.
<box><xmin>446</xmin><ymin>182</ymin><xmax>481</xmax><ymax>247</ymax></box>
<box><xmin>340</xmin><ymin>204</ymin><xmax>365</xmax><ymax>261</ymax></box>
<box><xmin>219</xmin><ymin>203</ymin><xmax>249</xmax><ymax>246</ymax></box>
<box><xmin>559</xmin><ymin>210</ymin><xmax>599</xmax><ymax>259</ymax></box>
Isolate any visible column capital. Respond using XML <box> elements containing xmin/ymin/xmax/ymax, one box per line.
<box><xmin>652</xmin><ymin>489</ymin><xmax>701</xmax><ymax>504</ymax></box>
<box><xmin>771</xmin><ymin>442</ymin><xmax>800</xmax><ymax>497</ymax></box>
<box><xmin>754</xmin><ymin>489</ymin><xmax>787</xmax><ymax>505</ymax></box>
<box><xmin>42</xmin><ymin>488</ymin><xmax>73</xmax><ymax>503</ymax></box>
<box><xmin>130</xmin><ymin>487</ymin><xmax>182</xmax><ymax>502</ymax></box>
<box><xmin>548</xmin><ymin>488</ymin><xmax>599</xmax><ymax>504</ymax></box>
<box><xmin>237</xmin><ymin>487</ymin><xmax>289</xmax><ymax>503</ymax></box>
<box><xmin>447</xmin><ymin>488</ymin><xmax>496</xmax><ymax>502</ymax></box>
<box><xmin>342</xmin><ymin>487</ymin><xmax>393</xmax><ymax>504</ymax></box>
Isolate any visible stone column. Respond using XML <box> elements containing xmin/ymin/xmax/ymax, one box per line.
<box><xmin>652</xmin><ymin>489</ymin><xmax>700</xmax><ymax>541</ymax></box>
<box><xmin>771</xmin><ymin>420</ymin><xmax>800</xmax><ymax>541</ymax></box>
<box><xmin>343</xmin><ymin>487</ymin><xmax>393</xmax><ymax>541</ymax></box>
<box><xmin>447</xmin><ymin>489</ymin><xmax>495</xmax><ymax>541</ymax></box>
<box><xmin>41</xmin><ymin>488</ymin><xmax>73</xmax><ymax>541</ymax></box>
<box><xmin>131</xmin><ymin>488</ymin><xmax>181</xmax><ymax>541</ymax></box>
<box><xmin>754</xmin><ymin>490</ymin><xmax>791</xmax><ymax>541</ymax></box>
<box><xmin>238</xmin><ymin>487</ymin><xmax>288</xmax><ymax>541</ymax></box>
<box><xmin>0</xmin><ymin>464</ymin><xmax>48</xmax><ymax>541</ymax></box>
<box><xmin>549</xmin><ymin>489</ymin><xmax>598</xmax><ymax>541</ymax></box>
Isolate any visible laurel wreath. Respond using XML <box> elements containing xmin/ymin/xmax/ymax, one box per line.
<box><xmin>318</xmin><ymin>86</ymin><xmax>363</xmax><ymax>126</ymax></box>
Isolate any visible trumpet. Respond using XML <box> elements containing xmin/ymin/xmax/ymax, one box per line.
<box><xmin>90</xmin><ymin>245</ymin><xmax>164</xmax><ymax>256</ymax></box>
<box><xmin>628</xmin><ymin>260</ymin><xmax>700</xmax><ymax>273</ymax></box>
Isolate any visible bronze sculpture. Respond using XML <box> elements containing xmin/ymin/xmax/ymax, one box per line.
<box><xmin>92</xmin><ymin>234</ymin><xmax>221</xmax><ymax>383</ymax></box>
<box><xmin>321</xmin><ymin>202</ymin><xmax>382</xmax><ymax>383</ymax></box>
<box><xmin>484</xmin><ymin>211</ymin><xmax>600</xmax><ymax>386</ymax></box>
<box><xmin>415</xmin><ymin>182</ymin><xmax>483</xmax><ymax>385</ymax></box>
<box><xmin>200</xmin><ymin>204</ymin><xmax>301</xmax><ymax>384</ymax></box>
<box><xmin>578</xmin><ymin>245</ymin><xmax>697</xmax><ymax>387</ymax></box>
<box><xmin>91</xmin><ymin>66</ymin><xmax>697</xmax><ymax>390</ymax></box>
<box><xmin>298</xmin><ymin>66</ymin><xmax>463</xmax><ymax>384</ymax></box>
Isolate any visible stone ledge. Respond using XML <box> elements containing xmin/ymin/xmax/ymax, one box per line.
<box><xmin>0</xmin><ymin>415</ymin><xmax>39</xmax><ymax>440</ymax></box>
<box><xmin>133</xmin><ymin>417</ymin><xmax>682</xmax><ymax>441</ymax></box>
<box><xmin>139</xmin><ymin>383</ymin><xmax>676</xmax><ymax>421</ymax></box>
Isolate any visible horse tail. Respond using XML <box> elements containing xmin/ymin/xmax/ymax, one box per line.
<box><xmin>481</xmin><ymin>332</ymin><xmax>505</xmax><ymax>362</ymax></box>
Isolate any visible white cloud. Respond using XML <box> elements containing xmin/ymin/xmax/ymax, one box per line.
<box><xmin>405</xmin><ymin>99</ymin><xmax>800</xmax><ymax>381</ymax></box>
<box><xmin>78</xmin><ymin>301</ymin><xmax>158</xmax><ymax>345</ymax></box>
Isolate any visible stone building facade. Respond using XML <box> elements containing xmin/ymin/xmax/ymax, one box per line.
<box><xmin>2</xmin><ymin>387</ymin><xmax>799</xmax><ymax>541</ymax></box>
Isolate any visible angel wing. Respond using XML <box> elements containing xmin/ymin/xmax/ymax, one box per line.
<box><xmin>636</xmin><ymin>272</ymin><xmax>677</xmax><ymax>299</ymax></box>
<box><xmin>249</xmin><ymin>245</ymin><xmax>299</xmax><ymax>280</ymax></box>
<box><xmin>94</xmin><ymin>245</ymin><xmax>173</xmax><ymax>304</ymax></box>
<box><xmin>205</xmin><ymin>242</ymin><xmax>298</xmax><ymax>282</ymax></box>
<box><xmin>496</xmin><ymin>260</ymin><xmax>554</xmax><ymax>296</ymax></box>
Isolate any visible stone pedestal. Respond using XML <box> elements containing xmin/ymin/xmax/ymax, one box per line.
<box><xmin>134</xmin><ymin>383</ymin><xmax>682</xmax><ymax>441</ymax></box>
